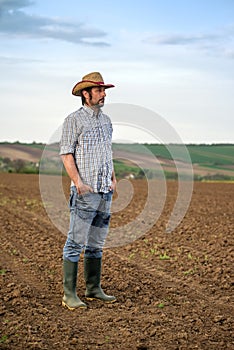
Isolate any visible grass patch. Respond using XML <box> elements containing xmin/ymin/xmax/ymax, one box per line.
<box><xmin>0</xmin><ymin>335</ymin><xmax>8</xmax><ymax>343</ymax></box>
<box><xmin>159</xmin><ymin>252</ymin><xmax>171</xmax><ymax>260</ymax></box>
<box><xmin>157</xmin><ymin>302</ymin><xmax>165</xmax><ymax>308</ymax></box>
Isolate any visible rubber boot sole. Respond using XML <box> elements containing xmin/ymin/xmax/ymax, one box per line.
<box><xmin>85</xmin><ymin>297</ymin><xmax>117</xmax><ymax>303</ymax></box>
<box><xmin>62</xmin><ymin>300</ymin><xmax>87</xmax><ymax>310</ymax></box>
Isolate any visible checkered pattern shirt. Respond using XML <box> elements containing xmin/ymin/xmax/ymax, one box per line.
<box><xmin>60</xmin><ymin>105</ymin><xmax>113</xmax><ymax>193</ymax></box>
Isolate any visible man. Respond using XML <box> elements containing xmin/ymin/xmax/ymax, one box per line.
<box><xmin>60</xmin><ymin>72</ymin><xmax>117</xmax><ymax>310</ymax></box>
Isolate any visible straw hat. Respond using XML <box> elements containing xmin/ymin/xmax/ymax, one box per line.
<box><xmin>72</xmin><ymin>72</ymin><xmax>115</xmax><ymax>96</ymax></box>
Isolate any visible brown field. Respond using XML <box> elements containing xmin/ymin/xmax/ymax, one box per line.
<box><xmin>0</xmin><ymin>174</ymin><xmax>233</xmax><ymax>349</ymax></box>
<box><xmin>0</xmin><ymin>144</ymin><xmax>43</xmax><ymax>163</ymax></box>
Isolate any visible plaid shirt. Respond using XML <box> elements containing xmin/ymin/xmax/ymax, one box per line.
<box><xmin>60</xmin><ymin>105</ymin><xmax>113</xmax><ymax>193</ymax></box>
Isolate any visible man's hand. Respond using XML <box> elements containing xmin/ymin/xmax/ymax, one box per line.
<box><xmin>61</xmin><ymin>154</ymin><xmax>93</xmax><ymax>195</ymax></box>
<box><xmin>76</xmin><ymin>180</ymin><xmax>93</xmax><ymax>195</ymax></box>
<box><xmin>110</xmin><ymin>177</ymin><xmax>117</xmax><ymax>192</ymax></box>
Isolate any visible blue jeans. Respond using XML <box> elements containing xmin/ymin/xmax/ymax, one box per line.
<box><xmin>63</xmin><ymin>186</ymin><xmax>113</xmax><ymax>262</ymax></box>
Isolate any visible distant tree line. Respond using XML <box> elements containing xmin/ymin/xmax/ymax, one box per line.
<box><xmin>0</xmin><ymin>157</ymin><xmax>39</xmax><ymax>173</ymax></box>
<box><xmin>0</xmin><ymin>157</ymin><xmax>233</xmax><ymax>181</ymax></box>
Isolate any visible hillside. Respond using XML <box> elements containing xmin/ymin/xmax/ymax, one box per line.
<box><xmin>0</xmin><ymin>142</ymin><xmax>234</xmax><ymax>180</ymax></box>
<box><xmin>0</xmin><ymin>142</ymin><xmax>44</xmax><ymax>162</ymax></box>
<box><xmin>112</xmin><ymin>143</ymin><xmax>234</xmax><ymax>179</ymax></box>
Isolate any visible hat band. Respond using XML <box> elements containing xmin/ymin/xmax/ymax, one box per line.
<box><xmin>82</xmin><ymin>80</ymin><xmax>105</xmax><ymax>85</ymax></box>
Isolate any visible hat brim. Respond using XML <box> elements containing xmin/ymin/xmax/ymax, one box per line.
<box><xmin>72</xmin><ymin>81</ymin><xmax>115</xmax><ymax>96</ymax></box>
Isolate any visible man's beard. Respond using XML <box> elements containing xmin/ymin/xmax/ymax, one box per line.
<box><xmin>94</xmin><ymin>99</ymin><xmax>105</xmax><ymax>108</ymax></box>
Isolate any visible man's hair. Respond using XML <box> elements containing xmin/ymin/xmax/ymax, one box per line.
<box><xmin>81</xmin><ymin>87</ymin><xmax>93</xmax><ymax>105</ymax></box>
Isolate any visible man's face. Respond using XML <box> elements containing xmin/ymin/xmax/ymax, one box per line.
<box><xmin>84</xmin><ymin>86</ymin><xmax>106</xmax><ymax>108</ymax></box>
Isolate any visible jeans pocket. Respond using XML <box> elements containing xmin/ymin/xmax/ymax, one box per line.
<box><xmin>69</xmin><ymin>190</ymin><xmax>76</xmax><ymax>209</ymax></box>
<box><xmin>75</xmin><ymin>194</ymin><xmax>94</xmax><ymax>220</ymax></box>
<box><xmin>69</xmin><ymin>186</ymin><xmax>82</xmax><ymax>210</ymax></box>
<box><xmin>77</xmin><ymin>208</ymin><xmax>93</xmax><ymax>220</ymax></box>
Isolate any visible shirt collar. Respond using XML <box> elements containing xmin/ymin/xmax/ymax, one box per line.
<box><xmin>83</xmin><ymin>104</ymin><xmax>102</xmax><ymax>118</ymax></box>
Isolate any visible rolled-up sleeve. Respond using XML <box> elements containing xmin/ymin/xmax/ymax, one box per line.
<box><xmin>59</xmin><ymin>114</ymin><xmax>78</xmax><ymax>155</ymax></box>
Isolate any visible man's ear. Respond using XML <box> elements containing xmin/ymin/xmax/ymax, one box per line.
<box><xmin>82</xmin><ymin>90</ymin><xmax>89</xmax><ymax>99</ymax></box>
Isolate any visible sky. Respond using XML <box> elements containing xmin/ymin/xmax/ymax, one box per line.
<box><xmin>0</xmin><ymin>0</ymin><xmax>234</xmax><ymax>144</ymax></box>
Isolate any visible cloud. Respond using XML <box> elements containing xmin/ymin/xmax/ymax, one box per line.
<box><xmin>145</xmin><ymin>33</ymin><xmax>219</xmax><ymax>45</ymax></box>
<box><xmin>0</xmin><ymin>0</ymin><xmax>33</xmax><ymax>11</ymax></box>
<box><xmin>0</xmin><ymin>0</ymin><xmax>110</xmax><ymax>46</ymax></box>
<box><xmin>143</xmin><ymin>26</ymin><xmax>234</xmax><ymax>58</ymax></box>
<box><xmin>225</xmin><ymin>50</ymin><xmax>234</xmax><ymax>59</ymax></box>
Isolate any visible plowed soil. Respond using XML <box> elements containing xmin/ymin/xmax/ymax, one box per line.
<box><xmin>0</xmin><ymin>173</ymin><xmax>233</xmax><ymax>350</ymax></box>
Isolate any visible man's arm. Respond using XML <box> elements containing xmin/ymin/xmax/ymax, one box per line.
<box><xmin>61</xmin><ymin>154</ymin><xmax>93</xmax><ymax>194</ymax></box>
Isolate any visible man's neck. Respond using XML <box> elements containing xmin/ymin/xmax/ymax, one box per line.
<box><xmin>85</xmin><ymin>104</ymin><xmax>101</xmax><ymax>116</ymax></box>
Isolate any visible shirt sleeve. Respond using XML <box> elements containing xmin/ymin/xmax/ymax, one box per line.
<box><xmin>59</xmin><ymin>114</ymin><xmax>78</xmax><ymax>155</ymax></box>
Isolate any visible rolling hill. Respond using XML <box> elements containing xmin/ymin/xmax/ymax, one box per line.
<box><xmin>0</xmin><ymin>141</ymin><xmax>234</xmax><ymax>180</ymax></box>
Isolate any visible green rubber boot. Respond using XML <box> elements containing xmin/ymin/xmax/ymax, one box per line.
<box><xmin>84</xmin><ymin>257</ymin><xmax>116</xmax><ymax>303</ymax></box>
<box><xmin>62</xmin><ymin>260</ymin><xmax>87</xmax><ymax>310</ymax></box>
